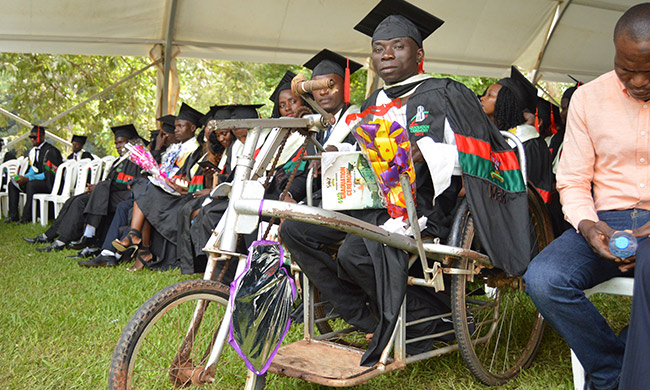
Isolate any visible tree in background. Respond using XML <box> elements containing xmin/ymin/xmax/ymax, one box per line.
<box><xmin>1</xmin><ymin>53</ymin><xmax>507</xmax><ymax>156</ymax></box>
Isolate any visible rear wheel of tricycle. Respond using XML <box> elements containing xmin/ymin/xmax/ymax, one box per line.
<box><xmin>449</xmin><ymin>187</ymin><xmax>552</xmax><ymax>385</ymax></box>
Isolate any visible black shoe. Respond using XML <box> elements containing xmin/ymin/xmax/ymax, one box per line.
<box><xmin>68</xmin><ymin>236</ymin><xmax>97</xmax><ymax>250</ymax></box>
<box><xmin>23</xmin><ymin>234</ymin><xmax>51</xmax><ymax>244</ymax></box>
<box><xmin>67</xmin><ymin>247</ymin><xmax>101</xmax><ymax>259</ymax></box>
<box><xmin>36</xmin><ymin>241</ymin><xmax>67</xmax><ymax>252</ymax></box>
<box><xmin>78</xmin><ymin>255</ymin><xmax>118</xmax><ymax>268</ymax></box>
<box><xmin>3</xmin><ymin>217</ymin><xmax>18</xmax><ymax>224</ymax></box>
<box><xmin>16</xmin><ymin>219</ymin><xmax>30</xmax><ymax>225</ymax></box>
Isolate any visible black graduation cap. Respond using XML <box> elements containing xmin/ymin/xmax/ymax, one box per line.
<box><xmin>304</xmin><ymin>49</ymin><xmax>363</xmax><ymax>104</ymax></box>
<box><xmin>269</xmin><ymin>70</ymin><xmax>297</xmax><ymax>103</ymax></box>
<box><xmin>111</xmin><ymin>124</ymin><xmax>140</xmax><ymax>140</ymax></box>
<box><xmin>497</xmin><ymin>66</ymin><xmax>537</xmax><ymax>113</ymax></box>
<box><xmin>30</xmin><ymin>125</ymin><xmax>47</xmax><ymax>143</ymax></box>
<box><xmin>30</xmin><ymin>125</ymin><xmax>46</xmax><ymax>134</ymax></box>
<box><xmin>562</xmin><ymin>75</ymin><xmax>583</xmax><ymax>101</ymax></box>
<box><xmin>176</xmin><ymin>102</ymin><xmax>204</xmax><ymax>127</ymax></box>
<box><xmin>157</xmin><ymin>114</ymin><xmax>176</xmax><ymax>134</ymax></box>
<box><xmin>354</xmin><ymin>0</ymin><xmax>444</xmax><ymax>47</ymax></box>
<box><xmin>304</xmin><ymin>49</ymin><xmax>363</xmax><ymax>78</ymax></box>
<box><xmin>200</xmin><ymin>105</ymin><xmax>232</xmax><ymax>126</ymax></box>
<box><xmin>231</xmin><ymin>104</ymin><xmax>263</xmax><ymax>120</ymax></box>
<box><xmin>71</xmin><ymin>135</ymin><xmax>87</xmax><ymax>145</ymax></box>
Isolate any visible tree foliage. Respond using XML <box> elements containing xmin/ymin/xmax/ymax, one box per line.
<box><xmin>0</xmin><ymin>53</ymin><xmax>500</xmax><ymax>156</ymax></box>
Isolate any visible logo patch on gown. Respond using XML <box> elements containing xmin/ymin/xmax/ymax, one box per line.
<box><xmin>408</xmin><ymin>105</ymin><xmax>430</xmax><ymax>134</ymax></box>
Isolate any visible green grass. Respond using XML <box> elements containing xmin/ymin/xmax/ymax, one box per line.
<box><xmin>0</xmin><ymin>222</ymin><xmax>632</xmax><ymax>389</ymax></box>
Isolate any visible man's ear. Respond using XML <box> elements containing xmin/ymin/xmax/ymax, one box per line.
<box><xmin>416</xmin><ymin>47</ymin><xmax>425</xmax><ymax>64</ymax></box>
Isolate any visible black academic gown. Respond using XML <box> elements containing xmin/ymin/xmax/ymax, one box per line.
<box><xmin>132</xmin><ymin>145</ymin><xmax>203</xmax><ymax>271</ymax></box>
<box><xmin>522</xmin><ymin>137</ymin><xmax>553</xmax><ymax>203</ymax></box>
<box><xmin>67</xmin><ymin>151</ymin><xmax>93</xmax><ymax>160</ymax></box>
<box><xmin>8</xmin><ymin>142</ymin><xmax>63</xmax><ymax>222</ymax></box>
<box><xmin>3</xmin><ymin>151</ymin><xmax>16</xmax><ymax>163</ymax></box>
<box><xmin>46</xmin><ymin>156</ymin><xmax>141</xmax><ymax>242</ymax></box>
<box><xmin>335</xmin><ymin>77</ymin><xmax>529</xmax><ymax>366</ymax></box>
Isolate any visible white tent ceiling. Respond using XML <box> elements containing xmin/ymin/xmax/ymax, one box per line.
<box><xmin>0</xmin><ymin>0</ymin><xmax>638</xmax><ymax>83</ymax></box>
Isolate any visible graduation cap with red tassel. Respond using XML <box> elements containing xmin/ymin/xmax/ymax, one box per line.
<box><xmin>31</xmin><ymin>125</ymin><xmax>47</xmax><ymax>144</ymax></box>
<box><xmin>304</xmin><ymin>49</ymin><xmax>362</xmax><ymax>105</ymax></box>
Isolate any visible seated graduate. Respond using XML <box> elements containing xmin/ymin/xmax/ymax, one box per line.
<box><xmin>5</xmin><ymin>125</ymin><xmax>63</xmax><ymax>224</ymax></box>
<box><xmin>480</xmin><ymin>74</ymin><xmax>553</xmax><ymax>202</ymax></box>
<box><xmin>67</xmin><ymin>135</ymin><xmax>93</xmax><ymax>161</ymax></box>
<box><xmin>284</xmin><ymin>0</ymin><xmax>529</xmax><ymax>367</ymax></box>
<box><xmin>110</xmin><ymin>102</ymin><xmax>204</xmax><ymax>271</ymax></box>
<box><xmin>274</xmin><ymin>51</ymin><xmax>364</xmax><ymax>278</ymax></box>
<box><xmin>24</xmin><ymin>124</ymin><xmax>145</xmax><ymax>251</ymax></box>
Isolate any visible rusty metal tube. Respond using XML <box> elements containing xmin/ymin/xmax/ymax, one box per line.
<box><xmin>233</xmin><ymin>199</ymin><xmax>491</xmax><ymax>265</ymax></box>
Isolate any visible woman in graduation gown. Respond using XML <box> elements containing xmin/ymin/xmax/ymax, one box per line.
<box><xmin>480</xmin><ymin>81</ymin><xmax>553</xmax><ymax>203</ymax></box>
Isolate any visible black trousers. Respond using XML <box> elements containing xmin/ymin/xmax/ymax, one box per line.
<box><xmin>279</xmin><ymin>218</ymin><xmax>377</xmax><ymax>333</ymax></box>
<box><xmin>43</xmin><ymin>193</ymin><xmax>90</xmax><ymax>242</ymax></box>
<box><xmin>620</xmin><ymin>240</ymin><xmax>650</xmax><ymax>390</ymax></box>
<box><xmin>8</xmin><ymin>179</ymin><xmax>49</xmax><ymax>222</ymax></box>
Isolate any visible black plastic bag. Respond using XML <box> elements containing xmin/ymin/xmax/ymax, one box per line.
<box><xmin>228</xmin><ymin>240</ymin><xmax>296</xmax><ymax>375</ymax></box>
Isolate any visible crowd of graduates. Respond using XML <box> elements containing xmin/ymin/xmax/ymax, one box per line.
<box><xmin>0</xmin><ymin>58</ymin><xmax>574</xmax><ymax>272</ymax></box>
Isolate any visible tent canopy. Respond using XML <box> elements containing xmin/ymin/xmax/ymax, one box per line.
<box><xmin>0</xmin><ymin>0</ymin><xmax>637</xmax><ymax>83</ymax></box>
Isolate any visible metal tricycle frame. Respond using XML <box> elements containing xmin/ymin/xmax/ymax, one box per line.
<box><xmin>177</xmin><ymin>114</ymin><xmax>538</xmax><ymax>389</ymax></box>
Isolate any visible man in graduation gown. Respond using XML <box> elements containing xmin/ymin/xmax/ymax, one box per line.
<box><xmin>67</xmin><ymin>135</ymin><xmax>93</xmax><ymax>161</ymax></box>
<box><xmin>5</xmin><ymin>125</ymin><xmax>62</xmax><ymax>224</ymax></box>
<box><xmin>25</xmin><ymin>125</ymin><xmax>144</xmax><ymax>251</ymax></box>
<box><xmin>283</xmin><ymin>0</ymin><xmax>530</xmax><ymax>367</ymax></box>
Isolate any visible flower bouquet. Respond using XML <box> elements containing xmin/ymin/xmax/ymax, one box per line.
<box><xmin>124</xmin><ymin>143</ymin><xmax>178</xmax><ymax>195</ymax></box>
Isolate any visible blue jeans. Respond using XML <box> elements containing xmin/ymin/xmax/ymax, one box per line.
<box><xmin>524</xmin><ymin>209</ymin><xmax>647</xmax><ymax>390</ymax></box>
<box><xmin>620</xmin><ymin>239</ymin><xmax>650</xmax><ymax>390</ymax></box>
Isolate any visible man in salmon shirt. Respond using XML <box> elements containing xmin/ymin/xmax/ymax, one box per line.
<box><xmin>524</xmin><ymin>4</ymin><xmax>650</xmax><ymax>389</ymax></box>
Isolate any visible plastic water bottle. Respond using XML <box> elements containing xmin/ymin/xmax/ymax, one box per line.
<box><xmin>609</xmin><ymin>231</ymin><xmax>638</xmax><ymax>259</ymax></box>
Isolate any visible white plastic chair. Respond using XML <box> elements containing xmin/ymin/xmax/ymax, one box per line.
<box><xmin>0</xmin><ymin>159</ymin><xmax>21</xmax><ymax>218</ymax></box>
<box><xmin>571</xmin><ymin>277</ymin><xmax>634</xmax><ymax>390</ymax></box>
<box><xmin>73</xmin><ymin>159</ymin><xmax>103</xmax><ymax>195</ymax></box>
<box><xmin>101</xmin><ymin>156</ymin><xmax>117</xmax><ymax>180</ymax></box>
<box><xmin>32</xmin><ymin>160</ymin><xmax>77</xmax><ymax>226</ymax></box>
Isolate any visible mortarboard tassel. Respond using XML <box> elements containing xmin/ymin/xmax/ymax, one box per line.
<box><xmin>534</xmin><ymin>108</ymin><xmax>540</xmax><ymax>133</ymax></box>
<box><xmin>344</xmin><ymin>58</ymin><xmax>351</xmax><ymax>105</ymax></box>
<box><xmin>549</xmin><ymin>102</ymin><xmax>558</xmax><ymax>135</ymax></box>
<box><xmin>37</xmin><ymin>126</ymin><xmax>41</xmax><ymax>143</ymax></box>
<box><xmin>418</xmin><ymin>58</ymin><xmax>425</xmax><ymax>74</ymax></box>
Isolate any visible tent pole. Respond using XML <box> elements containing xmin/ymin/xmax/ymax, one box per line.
<box><xmin>42</xmin><ymin>59</ymin><xmax>161</xmax><ymax>126</ymax></box>
<box><xmin>0</xmin><ymin>106</ymin><xmax>32</xmax><ymax>128</ymax></box>
<box><xmin>531</xmin><ymin>0</ymin><xmax>573</xmax><ymax>84</ymax></box>
<box><xmin>162</xmin><ymin>0</ymin><xmax>178</xmax><ymax>116</ymax></box>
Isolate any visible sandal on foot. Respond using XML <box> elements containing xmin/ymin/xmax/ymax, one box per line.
<box><xmin>112</xmin><ymin>228</ymin><xmax>142</xmax><ymax>253</ymax></box>
<box><xmin>127</xmin><ymin>247</ymin><xmax>152</xmax><ymax>272</ymax></box>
